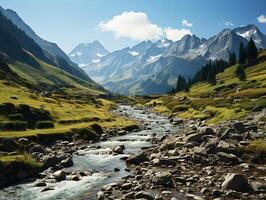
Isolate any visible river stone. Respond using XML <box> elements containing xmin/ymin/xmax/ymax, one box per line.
<box><xmin>17</xmin><ymin>138</ymin><xmax>29</xmax><ymax>146</ymax></box>
<box><xmin>121</xmin><ymin>183</ymin><xmax>132</xmax><ymax>190</ymax></box>
<box><xmin>184</xmin><ymin>133</ymin><xmax>202</xmax><ymax>143</ymax></box>
<box><xmin>113</xmin><ymin>146</ymin><xmax>124</xmax><ymax>154</ymax></box>
<box><xmin>126</xmin><ymin>152</ymin><xmax>148</xmax><ymax>165</ymax></box>
<box><xmin>159</xmin><ymin>137</ymin><xmax>177</xmax><ymax>151</ymax></box>
<box><xmin>222</xmin><ymin>173</ymin><xmax>252</xmax><ymax>192</ymax></box>
<box><xmin>61</xmin><ymin>157</ymin><xmax>73</xmax><ymax>167</ymax></box>
<box><xmin>34</xmin><ymin>181</ymin><xmax>46</xmax><ymax>187</ymax></box>
<box><xmin>53</xmin><ymin>170</ymin><xmax>66</xmax><ymax>182</ymax></box>
<box><xmin>43</xmin><ymin>156</ymin><xmax>61</xmax><ymax>169</ymax></box>
<box><xmin>217</xmin><ymin>152</ymin><xmax>241</xmax><ymax>164</ymax></box>
<box><xmin>232</xmin><ymin>121</ymin><xmax>245</xmax><ymax>133</ymax></box>
<box><xmin>96</xmin><ymin>191</ymin><xmax>105</xmax><ymax>200</ymax></box>
<box><xmin>30</xmin><ymin>144</ymin><xmax>45</xmax><ymax>153</ymax></box>
<box><xmin>70</xmin><ymin>174</ymin><xmax>81</xmax><ymax>181</ymax></box>
<box><xmin>41</xmin><ymin>187</ymin><xmax>55</xmax><ymax>192</ymax></box>
<box><xmin>152</xmin><ymin>171</ymin><xmax>174</xmax><ymax>187</ymax></box>
<box><xmin>199</xmin><ymin>126</ymin><xmax>215</xmax><ymax>135</ymax></box>
<box><xmin>135</xmin><ymin>191</ymin><xmax>154</xmax><ymax>200</ymax></box>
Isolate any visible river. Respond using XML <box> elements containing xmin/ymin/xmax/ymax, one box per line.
<box><xmin>0</xmin><ymin>105</ymin><xmax>178</xmax><ymax>200</ymax></box>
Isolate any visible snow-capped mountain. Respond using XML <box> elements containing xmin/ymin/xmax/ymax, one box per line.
<box><xmin>71</xmin><ymin>24</ymin><xmax>266</xmax><ymax>95</ymax></box>
<box><xmin>234</xmin><ymin>24</ymin><xmax>266</xmax><ymax>49</ymax></box>
<box><xmin>68</xmin><ymin>41</ymin><xmax>108</xmax><ymax>67</ymax></box>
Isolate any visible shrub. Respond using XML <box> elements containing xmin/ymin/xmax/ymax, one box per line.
<box><xmin>0</xmin><ymin>121</ymin><xmax>27</xmax><ymax>131</ymax></box>
<box><xmin>0</xmin><ymin>103</ymin><xmax>15</xmax><ymax>115</ymax></box>
<box><xmin>173</xmin><ymin>105</ymin><xmax>189</xmax><ymax>112</ymax></box>
<box><xmin>8</xmin><ymin>114</ymin><xmax>24</xmax><ymax>120</ymax></box>
<box><xmin>36</xmin><ymin>121</ymin><xmax>54</xmax><ymax>129</ymax></box>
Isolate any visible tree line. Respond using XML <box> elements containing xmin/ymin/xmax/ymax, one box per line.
<box><xmin>170</xmin><ymin>38</ymin><xmax>258</xmax><ymax>94</ymax></box>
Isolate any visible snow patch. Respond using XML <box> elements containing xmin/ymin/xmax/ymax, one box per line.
<box><xmin>128</xmin><ymin>51</ymin><xmax>139</xmax><ymax>56</ymax></box>
<box><xmin>96</xmin><ymin>53</ymin><xmax>106</xmax><ymax>57</ymax></box>
<box><xmin>147</xmin><ymin>54</ymin><xmax>162</xmax><ymax>63</ymax></box>
<box><xmin>92</xmin><ymin>59</ymin><xmax>101</xmax><ymax>63</ymax></box>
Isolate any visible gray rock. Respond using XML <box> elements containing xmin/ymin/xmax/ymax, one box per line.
<box><xmin>43</xmin><ymin>156</ymin><xmax>61</xmax><ymax>169</ymax></box>
<box><xmin>53</xmin><ymin>170</ymin><xmax>66</xmax><ymax>182</ymax></box>
<box><xmin>30</xmin><ymin>144</ymin><xmax>45</xmax><ymax>153</ymax></box>
<box><xmin>199</xmin><ymin>126</ymin><xmax>215</xmax><ymax>135</ymax></box>
<box><xmin>232</xmin><ymin>121</ymin><xmax>245</xmax><ymax>133</ymax></box>
<box><xmin>126</xmin><ymin>152</ymin><xmax>148</xmax><ymax>165</ymax></box>
<box><xmin>113</xmin><ymin>146</ymin><xmax>124</xmax><ymax>154</ymax></box>
<box><xmin>221</xmin><ymin>173</ymin><xmax>252</xmax><ymax>192</ymax></box>
<box><xmin>34</xmin><ymin>181</ymin><xmax>46</xmax><ymax>187</ymax></box>
<box><xmin>61</xmin><ymin>157</ymin><xmax>73</xmax><ymax>167</ymax></box>
<box><xmin>121</xmin><ymin>183</ymin><xmax>132</xmax><ymax>190</ymax></box>
<box><xmin>135</xmin><ymin>191</ymin><xmax>154</xmax><ymax>200</ymax></box>
<box><xmin>96</xmin><ymin>191</ymin><xmax>105</xmax><ymax>200</ymax></box>
<box><xmin>184</xmin><ymin>133</ymin><xmax>202</xmax><ymax>143</ymax></box>
<box><xmin>217</xmin><ymin>152</ymin><xmax>241</xmax><ymax>164</ymax></box>
<box><xmin>152</xmin><ymin>171</ymin><xmax>174</xmax><ymax>187</ymax></box>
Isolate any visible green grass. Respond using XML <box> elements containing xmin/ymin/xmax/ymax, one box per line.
<box><xmin>0</xmin><ymin>153</ymin><xmax>42</xmax><ymax>168</ymax></box>
<box><xmin>140</xmin><ymin>50</ymin><xmax>266</xmax><ymax>124</ymax></box>
<box><xmin>247</xmin><ymin>140</ymin><xmax>266</xmax><ymax>153</ymax></box>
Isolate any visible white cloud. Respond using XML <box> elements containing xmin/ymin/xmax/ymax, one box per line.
<box><xmin>257</xmin><ymin>15</ymin><xmax>266</xmax><ymax>23</ymax></box>
<box><xmin>182</xmin><ymin>19</ymin><xmax>193</xmax><ymax>27</ymax></box>
<box><xmin>164</xmin><ymin>27</ymin><xmax>192</xmax><ymax>41</ymax></box>
<box><xmin>224</xmin><ymin>21</ymin><xmax>234</xmax><ymax>27</ymax></box>
<box><xmin>98</xmin><ymin>11</ymin><xmax>163</xmax><ymax>41</ymax></box>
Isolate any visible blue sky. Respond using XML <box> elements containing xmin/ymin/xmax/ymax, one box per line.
<box><xmin>0</xmin><ymin>0</ymin><xmax>265</xmax><ymax>53</ymax></box>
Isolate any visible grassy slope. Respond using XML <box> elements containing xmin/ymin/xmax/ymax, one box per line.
<box><xmin>142</xmin><ymin>50</ymin><xmax>266</xmax><ymax>124</ymax></box>
<box><xmin>0</xmin><ymin>52</ymin><xmax>136</xmax><ymax>139</ymax></box>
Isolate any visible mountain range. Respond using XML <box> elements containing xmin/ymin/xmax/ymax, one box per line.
<box><xmin>70</xmin><ymin>25</ymin><xmax>266</xmax><ymax>95</ymax></box>
<box><xmin>0</xmin><ymin>6</ymin><xmax>105</xmax><ymax>94</ymax></box>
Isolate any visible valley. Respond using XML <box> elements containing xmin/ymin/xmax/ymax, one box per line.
<box><xmin>0</xmin><ymin>1</ymin><xmax>265</xmax><ymax>200</ymax></box>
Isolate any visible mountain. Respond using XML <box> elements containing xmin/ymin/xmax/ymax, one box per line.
<box><xmin>73</xmin><ymin>25</ymin><xmax>266</xmax><ymax>95</ymax></box>
<box><xmin>68</xmin><ymin>41</ymin><xmax>108</xmax><ymax>67</ymax></box>
<box><xmin>234</xmin><ymin>24</ymin><xmax>266</xmax><ymax>49</ymax></box>
<box><xmin>0</xmin><ymin>9</ymin><xmax>105</xmax><ymax>94</ymax></box>
<box><xmin>0</xmin><ymin>6</ymin><xmax>91</xmax><ymax>82</ymax></box>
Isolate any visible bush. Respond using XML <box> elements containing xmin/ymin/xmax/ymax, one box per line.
<box><xmin>0</xmin><ymin>103</ymin><xmax>15</xmax><ymax>115</ymax></box>
<box><xmin>173</xmin><ymin>105</ymin><xmax>189</xmax><ymax>112</ymax></box>
<box><xmin>8</xmin><ymin>114</ymin><xmax>24</xmax><ymax>120</ymax></box>
<box><xmin>0</xmin><ymin>121</ymin><xmax>27</xmax><ymax>131</ymax></box>
<box><xmin>36</xmin><ymin>121</ymin><xmax>54</xmax><ymax>129</ymax></box>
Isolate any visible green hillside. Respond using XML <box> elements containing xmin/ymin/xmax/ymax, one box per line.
<box><xmin>141</xmin><ymin>50</ymin><xmax>266</xmax><ymax>124</ymax></box>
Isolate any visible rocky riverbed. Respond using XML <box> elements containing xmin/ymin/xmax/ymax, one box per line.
<box><xmin>101</xmin><ymin>109</ymin><xmax>266</xmax><ymax>200</ymax></box>
<box><xmin>0</xmin><ymin>105</ymin><xmax>265</xmax><ymax>200</ymax></box>
<box><xmin>0</xmin><ymin>105</ymin><xmax>178</xmax><ymax>200</ymax></box>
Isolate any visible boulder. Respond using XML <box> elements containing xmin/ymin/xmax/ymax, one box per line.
<box><xmin>61</xmin><ymin>157</ymin><xmax>73</xmax><ymax>167</ymax></box>
<box><xmin>126</xmin><ymin>152</ymin><xmax>148</xmax><ymax>165</ymax></box>
<box><xmin>159</xmin><ymin>137</ymin><xmax>177</xmax><ymax>151</ymax></box>
<box><xmin>184</xmin><ymin>133</ymin><xmax>202</xmax><ymax>143</ymax></box>
<box><xmin>217</xmin><ymin>152</ymin><xmax>241</xmax><ymax>164</ymax></box>
<box><xmin>232</xmin><ymin>121</ymin><xmax>245</xmax><ymax>133</ymax></box>
<box><xmin>43</xmin><ymin>156</ymin><xmax>61</xmax><ymax>169</ymax></box>
<box><xmin>135</xmin><ymin>191</ymin><xmax>154</xmax><ymax>200</ymax></box>
<box><xmin>221</xmin><ymin>173</ymin><xmax>252</xmax><ymax>192</ymax></box>
<box><xmin>112</xmin><ymin>146</ymin><xmax>124</xmax><ymax>154</ymax></box>
<box><xmin>30</xmin><ymin>144</ymin><xmax>45</xmax><ymax>153</ymax></box>
<box><xmin>96</xmin><ymin>191</ymin><xmax>105</xmax><ymax>200</ymax></box>
<box><xmin>152</xmin><ymin>171</ymin><xmax>174</xmax><ymax>187</ymax></box>
<box><xmin>53</xmin><ymin>170</ymin><xmax>66</xmax><ymax>182</ymax></box>
<box><xmin>199</xmin><ymin>126</ymin><xmax>215</xmax><ymax>135</ymax></box>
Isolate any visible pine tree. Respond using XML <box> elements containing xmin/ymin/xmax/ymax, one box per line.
<box><xmin>247</xmin><ymin>38</ymin><xmax>258</xmax><ymax>62</ymax></box>
<box><xmin>176</xmin><ymin>75</ymin><xmax>187</xmax><ymax>92</ymax></box>
<box><xmin>236</xmin><ymin>65</ymin><xmax>246</xmax><ymax>81</ymax></box>
<box><xmin>238</xmin><ymin>42</ymin><xmax>246</xmax><ymax>65</ymax></box>
<box><xmin>229</xmin><ymin>52</ymin><xmax>236</xmax><ymax>66</ymax></box>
